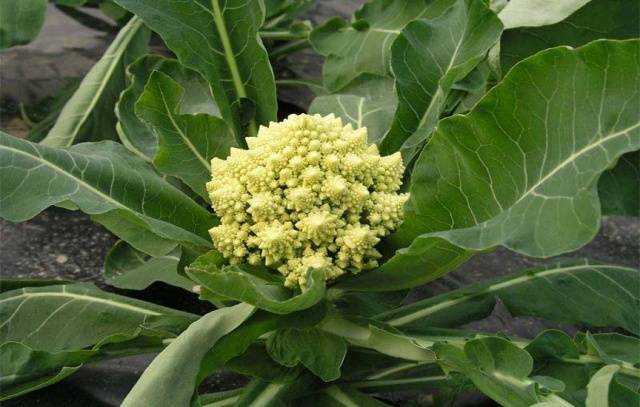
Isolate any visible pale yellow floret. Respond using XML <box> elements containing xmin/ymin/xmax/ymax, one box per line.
<box><xmin>207</xmin><ymin>113</ymin><xmax>407</xmax><ymax>289</ymax></box>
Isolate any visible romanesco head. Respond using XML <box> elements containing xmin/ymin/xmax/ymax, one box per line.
<box><xmin>207</xmin><ymin>114</ymin><xmax>408</xmax><ymax>288</ymax></box>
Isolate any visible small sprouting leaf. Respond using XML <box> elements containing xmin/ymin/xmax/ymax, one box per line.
<box><xmin>398</xmin><ymin>39</ymin><xmax>640</xmax><ymax>258</ymax></box>
<box><xmin>435</xmin><ymin>337</ymin><xmax>572</xmax><ymax>407</ymax></box>
<box><xmin>187</xmin><ymin>261</ymin><xmax>325</xmax><ymax>314</ymax></box>
<box><xmin>40</xmin><ymin>17</ymin><xmax>149</xmax><ymax>147</ymax></box>
<box><xmin>381</xmin><ymin>0</ymin><xmax>503</xmax><ymax>159</ymax></box>
<box><xmin>114</xmin><ymin>0</ymin><xmax>277</xmax><ymax>141</ymax></box>
<box><xmin>267</xmin><ymin>328</ymin><xmax>347</xmax><ymax>381</ymax></box>
<box><xmin>309</xmin><ymin>74</ymin><xmax>396</xmax><ymax>144</ymax></box>
<box><xmin>0</xmin><ymin>133</ymin><xmax>216</xmax><ymax>254</ymax></box>
<box><xmin>122</xmin><ymin>304</ymin><xmax>255</xmax><ymax>407</ymax></box>
<box><xmin>0</xmin><ymin>0</ymin><xmax>47</xmax><ymax>49</ymax></box>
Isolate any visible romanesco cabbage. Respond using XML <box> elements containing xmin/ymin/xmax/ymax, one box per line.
<box><xmin>207</xmin><ymin>114</ymin><xmax>408</xmax><ymax>288</ymax></box>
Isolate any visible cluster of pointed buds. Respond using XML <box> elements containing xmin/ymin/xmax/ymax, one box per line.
<box><xmin>207</xmin><ymin>114</ymin><xmax>408</xmax><ymax>288</ymax></box>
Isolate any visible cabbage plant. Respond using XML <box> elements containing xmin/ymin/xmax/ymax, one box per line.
<box><xmin>0</xmin><ymin>0</ymin><xmax>639</xmax><ymax>405</ymax></box>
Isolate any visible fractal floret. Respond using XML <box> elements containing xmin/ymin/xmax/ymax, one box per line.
<box><xmin>207</xmin><ymin>114</ymin><xmax>408</xmax><ymax>288</ymax></box>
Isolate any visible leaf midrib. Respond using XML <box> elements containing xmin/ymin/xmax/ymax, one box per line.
<box><xmin>156</xmin><ymin>85</ymin><xmax>211</xmax><ymax>170</ymax></box>
<box><xmin>0</xmin><ymin>290</ymin><xmax>162</xmax><ymax>316</ymax></box>
<box><xmin>386</xmin><ymin>264</ymin><xmax>634</xmax><ymax>326</ymax></box>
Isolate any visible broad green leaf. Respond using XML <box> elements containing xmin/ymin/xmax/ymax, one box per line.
<box><xmin>103</xmin><ymin>240</ymin><xmax>194</xmax><ymax>291</ymax></box>
<box><xmin>0</xmin><ymin>133</ymin><xmax>215</xmax><ymax>254</ymax></box>
<box><xmin>0</xmin><ymin>342</ymin><xmax>86</xmax><ymax>402</ymax></box>
<box><xmin>0</xmin><ymin>283</ymin><xmax>197</xmax><ymax>352</ymax></box>
<box><xmin>397</xmin><ymin>39</ymin><xmax>640</xmax><ymax>257</ymax></box>
<box><xmin>136</xmin><ymin>71</ymin><xmax>235</xmax><ymax>198</ymax></box>
<box><xmin>40</xmin><ymin>16</ymin><xmax>149</xmax><ymax>147</ymax></box>
<box><xmin>498</xmin><ymin>0</ymin><xmax>591</xmax><ymax>29</ymax></box>
<box><xmin>307</xmin><ymin>385</ymin><xmax>391</xmax><ymax>406</ymax></box>
<box><xmin>122</xmin><ymin>303</ymin><xmax>254</xmax><ymax>407</ymax></box>
<box><xmin>586</xmin><ymin>365</ymin><xmax>640</xmax><ymax>407</ymax></box>
<box><xmin>598</xmin><ymin>151</ymin><xmax>639</xmax><ymax>216</ymax></box>
<box><xmin>267</xmin><ymin>328</ymin><xmax>347</xmax><ymax>381</ymax></box>
<box><xmin>435</xmin><ymin>337</ymin><xmax>572</xmax><ymax>407</ymax></box>
<box><xmin>187</xmin><ymin>264</ymin><xmax>325</xmax><ymax>314</ymax></box>
<box><xmin>0</xmin><ymin>0</ymin><xmax>47</xmax><ymax>49</ymax></box>
<box><xmin>309</xmin><ymin>0</ymin><xmax>455</xmax><ymax>91</ymax></box>
<box><xmin>501</xmin><ymin>0</ymin><xmax>639</xmax><ymax>73</ymax></box>
<box><xmin>377</xmin><ymin>260</ymin><xmax>640</xmax><ymax>335</ymax></box>
<box><xmin>114</xmin><ymin>0</ymin><xmax>277</xmax><ymax>141</ymax></box>
<box><xmin>381</xmin><ymin>0</ymin><xmax>503</xmax><ymax>159</ymax></box>
<box><xmin>309</xmin><ymin>74</ymin><xmax>396</xmax><ymax>144</ymax></box>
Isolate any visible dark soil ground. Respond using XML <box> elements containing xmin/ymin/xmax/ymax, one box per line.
<box><xmin>1</xmin><ymin>3</ymin><xmax>639</xmax><ymax>406</ymax></box>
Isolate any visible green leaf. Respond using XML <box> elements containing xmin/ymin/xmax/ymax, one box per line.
<box><xmin>335</xmin><ymin>237</ymin><xmax>473</xmax><ymax>292</ymax></box>
<box><xmin>40</xmin><ymin>16</ymin><xmax>149</xmax><ymax>147</ymax></box>
<box><xmin>309</xmin><ymin>0</ymin><xmax>455</xmax><ymax>91</ymax></box>
<box><xmin>136</xmin><ymin>70</ymin><xmax>235</xmax><ymax>198</ymax></box>
<box><xmin>122</xmin><ymin>303</ymin><xmax>254</xmax><ymax>407</ymax></box>
<box><xmin>397</xmin><ymin>39</ymin><xmax>640</xmax><ymax>258</ymax></box>
<box><xmin>525</xmin><ymin>330</ymin><xmax>640</xmax><ymax>405</ymax></box>
<box><xmin>497</xmin><ymin>0</ymin><xmax>591</xmax><ymax>29</ymax></box>
<box><xmin>116</xmin><ymin>54</ymin><xmax>164</xmax><ymax>161</ymax></box>
<box><xmin>378</xmin><ymin>260</ymin><xmax>640</xmax><ymax>335</ymax></box>
<box><xmin>436</xmin><ymin>337</ymin><xmax>572</xmax><ymax>407</ymax></box>
<box><xmin>381</xmin><ymin>0</ymin><xmax>503</xmax><ymax>159</ymax></box>
<box><xmin>0</xmin><ymin>283</ymin><xmax>197</xmax><ymax>352</ymax></box>
<box><xmin>117</xmin><ymin>55</ymin><xmax>222</xmax><ymax>162</ymax></box>
<box><xmin>198</xmin><ymin>305</ymin><xmax>325</xmax><ymax>383</ymax></box>
<box><xmin>500</xmin><ymin>0</ymin><xmax>639</xmax><ymax>74</ymax></box>
<box><xmin>309</xmin><ymin>74</ymin><xmax>396</xmax><ymax>144</ymax></box>
<box><xmin>0</xmin><ymin>342</ymin><xmax>87</xmax><ymax>402</ymax></box>
<box><xmin>187</xmin><ymin>263</ymin><xmax>325</xmax><ymax>314</ymax></box>
<box><xmin>114</xmin><ymin>0</ymin><xmax>277</xmax><ymax>140</ymax></box>
<box><xmin>0</xmin><ymin>133</ymin><xmax>215</xmax><ymax>254</ymax></box>
<box><xmin>586</xmin><ymin>365</ymin><xmax>640</xmax><ymax>407</ymax></box>
<box><xmin>103</xmin><ymin>240</ymin><xmax>195</xmax><ymax>291</ymax></box>
<box><xmin>0</xmin><ymin>279</ymin><xmax>70</xmax><ymax>293</ymax></box>
<box><xmin>598</xmin><ymin>151</ymin><xmax>639</xmax><ymax>216</ymax></box>
<box><xmin>267</xmin><ymin>328</ymin><xmax>347</xmax><ymax>381</ymax></box>
<box><xmin>0</xmin><ymin>0</ymin><xmax>47</xmax><ymax>49</ymax></box>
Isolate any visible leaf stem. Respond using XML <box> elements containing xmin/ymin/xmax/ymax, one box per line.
<box><xmin>269</xmin><ymin>39</ymin><xmax>310</xmax><ymax>60</ymax></box>
<box><xmin>210</xmin><ymin>0</ymin><xmax>256</xmax><ymax>138</ymax></box>
<box><xmin>259</xmin><ymin>30</ymin><xmax>308</xmax><ymax>40</ymax></box>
